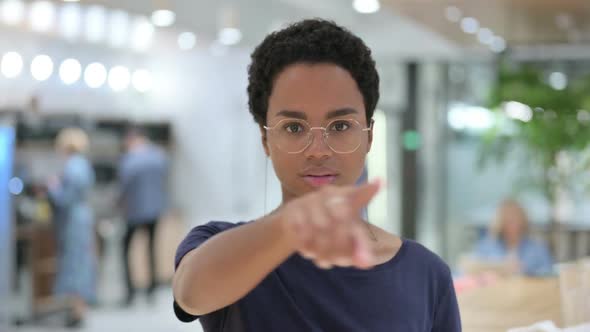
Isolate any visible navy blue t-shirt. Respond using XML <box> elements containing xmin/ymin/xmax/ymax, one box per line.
<box><xmin>173</xmin><ymin>221</ymin><xmax>461</xmax><ymax>332</ymax></box>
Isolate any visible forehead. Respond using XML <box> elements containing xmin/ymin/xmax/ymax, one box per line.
<box><xmin>267</xmin><ymin>63</ymin><xmax>365</xmax><ymax>121</ymax></box>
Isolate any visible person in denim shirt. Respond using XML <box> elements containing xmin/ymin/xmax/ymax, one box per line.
<box><xmin>118</xmin><ymin>127</ymin><xmax>168</xmax><ymax>305</ymax></box>
<box><xmin>474</xmin><ymin>199</ymin><xmax>554</xmax><ymax>277</ymax></box>
<box><xmin>48</xmin><ymin>128</ymin><xmax>96</xmax><ymax>327</ymax></box>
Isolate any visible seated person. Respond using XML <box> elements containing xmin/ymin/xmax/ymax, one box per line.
<box><xmin>465</xmin><ymin>199</ymin><xmax>554</xmax><ymax>277</ymax></box>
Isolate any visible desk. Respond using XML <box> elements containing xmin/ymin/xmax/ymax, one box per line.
<box><xmin>458</xmin><ymin>277</ymin><xmax>562</xmax><ymax>332</ymax></box>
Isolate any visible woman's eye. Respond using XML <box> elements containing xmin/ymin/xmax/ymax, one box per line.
<box><xmin>284</xmin><ymin>123</ymin><xmax>304</xmax><ymax>133</ymax></box>
<box><xmin>331</xmin><ymin>121</ymin><xmax>350</xmax><ymax>131</ymax></box>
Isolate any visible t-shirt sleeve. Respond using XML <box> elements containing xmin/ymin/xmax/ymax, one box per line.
<box><xmin>432</xmin><ymin>267</ymin><xmax>462</xmax><ymax>332</ymax></box>
<box><xmin>172</xmin><ymin>221</ymin><xmax>239</xmax><ymax>323</ymax></box>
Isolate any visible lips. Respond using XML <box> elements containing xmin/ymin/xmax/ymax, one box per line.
<box><xmin>303</xmin><ymin>175</ymin><xmax>337</xmax><ymax>187</ymax></box>
<box><xmin>300</xmin><ymin>167</ymin><xmax>339</xmax><ymax>187</ymax></box>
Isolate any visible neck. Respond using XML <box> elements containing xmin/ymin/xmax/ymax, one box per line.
<box><xmin>280</xmin><ymin>187</ymin><xmax>297</xmax><ymax>206</ymax></box>
<box><xmin>365</xmin><ymin>222</ymin><xmax>378</xmax><ymax>242</ymax></box>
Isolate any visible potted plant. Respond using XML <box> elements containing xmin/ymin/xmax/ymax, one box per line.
<box><xmin>480</xmin><ymin>62</ymin><xmax>590</xmax><ymax>234</ymax></box>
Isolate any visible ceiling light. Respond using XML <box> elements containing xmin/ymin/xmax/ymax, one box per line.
<box><xmin>460</xmin><ymin>17</ymin><xmax>479</xmax><ymax>34</ymax></box>
<box><xmin>108</xmin><ymin>66</ymin><xmax>131</xmax><ymax>91</ymax></box>
<box><xmin>58</xmin><ymin>2</ymin><xmax>81</xmax><ymax>40</ymax></box>
<box><xmin>477</xmin><ymin>28</ymin><xmax>494</xmax><ymax>45</ymax></box>
<box><xmin>353</xmin><ymin>0</ymin><xmax>380</xmax><ymax>14</ymax></box>
<box><xmin>131</xmin><ymin>16</ymin><xmax>154</xmax><ymax>51</ymax></box>
<box><xmin>108</xmin><ymin>10</ymin><xmax>129</xmax><ymax>47</ymax></box>
<box><xmin>84</xmin><ymin>62</ymin><xmax>107</xmax><ymax>88</ymax></box>
<box><xmin>151</xmin><ymin>9</ymin><xmax>175</xmax><ymax>27</ymax></box>
<box><xmin>1</xmin><ymin>0</ymin><xmax>25</xmax><ymax>25</ymax></box>
<box><xmin>445</xmin><ymin>6</ymin><xmax>461</xmax><ymax>22</ymax></box>
<box><xmin>490</xmin><ymin>36</ymin><xmax>506</xmax><ymax>53</ymax></box>
<box><xmin>59</xmin><ymin>58</ymin><xmax>81</xmax><ymax>85</ymax></box>
<box><xmin>29</xmin><ymin>1</ymin><xmax>56</xmax><ymax>32</ymax></box>
<box><xmin>1</xmin><ymin>52</ymin><xmax>23</xmax><ymax>78</ymax></box>
<box><xmin>178</xmin><ymin>32</ymin><xmax>196</xmax><ymax>50</ymax></box>
<box><xmin>30</xmin><ymin>54</ymin><xmax>54</xmax><ymax>81</ymax></box>
<box><xmin>218</xmin><ymin>27</ymin><xmax>242</xmax><ymax>46</ymax></box>
<box><xmin>132</xmin><ymin>69</ymin><xmax>152</xmax><ymax>93</ymax></box>
<box><xmin>85</xmin><ymin>5</ymin><xmax>106</xmax><ymax>43</ymax></box>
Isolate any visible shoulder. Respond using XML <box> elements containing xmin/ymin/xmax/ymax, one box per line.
<box><xmin>475</xmin><ymin>235</ymin><xmax>503</xmax><ymax>251</ymax></box>
<box><xmin>401</xmin><ymin>240</ymin><xmax>453</xmax><ymax>282</ymax></box>
<box><xmin>188</xmin><ymin>221</ymin><xmax>244</xmax><ymax>237</ymax></box>
<box><xmin>404</xmin><ymin>240</ymin><xmax>451</xmax><ymax>270</ymax></box>
<box><xmin>400</xmin><ymin>240</ymin><xmax>457</xmax><ymax>308</ymax></box>
<box><xmin>119</xmin><ymin>153</ymin><xmax>134</xmax><ymax>168</ymax></box>
<box><xmin>522</xmin><ymin>237</ymin><xmax>550</xmax><ymax>253</ymax></box>
<box><xmin>400</xmin><ymin>239</ymin><xmax>452</xmax><ymax>283</ymax></box>
<box><xmin>65</xmin><ymin>156</ymin><xmax>92</xmax><ymax>175</ymax></box>
<box><xmin>175</xmin><ymin>221</ymin><xmax>246</xmax><ymax>269</ymax></box>
<box><xmin>66</xmin><ymin>155</ymin><xmax>86</xmax><ymax>167</ymax></box>
<box><xmin>148</xmin><ymin>144</ymin><xmax>167</xmax><ymax>159</ymax></box>
<box><xmin>154</xmin><ymin>145</ymin><xmax>167</xmax><ymax>157</ymax></box>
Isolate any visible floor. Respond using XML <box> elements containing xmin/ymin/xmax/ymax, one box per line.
<box><xmin>5</xmin><ymin>219</ymin><xmax>203</xmax><ymax>332</ymax></box>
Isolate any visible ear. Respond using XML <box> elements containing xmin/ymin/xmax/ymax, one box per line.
<box><xmin>367</xmin><ymin>119</ymin><xmax>374</xmax><ymax>153</ymax></box>
<box><xmin>259</xmin><ymin>125</ymin><xmax>270</xmax><ymax>157</ymax></box>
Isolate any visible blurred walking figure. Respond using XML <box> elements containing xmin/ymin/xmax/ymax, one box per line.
<box><xmin>118</xmin><ymin>126</ymin><xmax>168</xmax><ymax>306</ymax></box>
<box><xmin>48</xmin><ymin>128</ymin><xmax>96</xmax><ymax>327</ymax></box>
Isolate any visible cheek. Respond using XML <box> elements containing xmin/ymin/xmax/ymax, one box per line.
<box><xmin>341</xmin><ymin>152</ymin><xmax>367</xmax><ymax>182</ymax></box>
<box><xmin>269</xmin><ymin>150</ymin><xmax>299</xmax><ymax>180</ymax></box>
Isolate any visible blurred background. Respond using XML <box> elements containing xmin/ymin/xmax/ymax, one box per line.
<box><xmin>0</xmin><ymin>0</ymin><xmax>589</xmax><ymax>331</ymax></box>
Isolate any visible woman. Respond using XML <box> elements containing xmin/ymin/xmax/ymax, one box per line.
<box><xmin>48</xmin><ymin>127</ymin><xmax>96</xmax><ymax>327</ymax></box>
<box><xmin>173</xmin><ymin>19</ymin><xmax>461</xmax><ymax>331</ymax></box>
<box><xmin>473</xmin><ymin>199</ymin><xmax>554</xmax><ymax>277</ymax></box>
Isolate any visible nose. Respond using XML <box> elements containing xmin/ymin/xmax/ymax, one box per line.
<box><xmin>303</xmin><ymin>128</ymin><xmax>332</xmax><ymax>159</ymax></box>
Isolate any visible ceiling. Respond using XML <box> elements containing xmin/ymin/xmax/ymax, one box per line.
<box><xmin>43</xmin><ymin>0</ymin><xmax>460</xmax><ymax>59</ymax></box>
<box><xmin>10</xmin><ymin>0</ymin><xmax>590</xmax><ymax>58</ymax></box>
<box><xmin>145</xmin><ymin>0</ymin><xmax>590</xmax><ymax>52</ymax></box>
<box><xmin>382</xmin><ymin>0</ymin><xmax>590</xmax><ymax>47</ymax></box>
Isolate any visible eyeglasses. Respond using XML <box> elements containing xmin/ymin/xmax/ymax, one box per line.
<box><xmin>263</xmin><ymin>118</ymin><xmax>372</xmax><ymax>154</ymax></box>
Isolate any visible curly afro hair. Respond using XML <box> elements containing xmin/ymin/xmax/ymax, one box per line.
<box><xmin>247</xmin><ymin>19</ymin><xmax>380</xmax><ymax>126</ymax></box>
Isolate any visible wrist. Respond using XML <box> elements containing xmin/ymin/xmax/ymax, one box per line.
<box><xmin>267</xmin><ymin>208</ymin><xmax>298</xmax><ymax>253</ymax></box>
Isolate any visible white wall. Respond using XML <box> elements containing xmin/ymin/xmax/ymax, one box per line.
<box><xmin>167</xmin><ymin>51</ymin><xmax>281</xmax><ymax>226</ymax></box>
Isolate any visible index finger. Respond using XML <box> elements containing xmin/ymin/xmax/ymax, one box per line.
<box><xmin>346</xmin><ymin>179</ymin><xmax>382</xmax><ymax>211</ymax></box>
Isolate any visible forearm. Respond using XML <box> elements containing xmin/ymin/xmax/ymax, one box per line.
<box><xmin>173</xmin><ymin>213</ymin><xmax>294</xmax><ymax>315</ymax></box>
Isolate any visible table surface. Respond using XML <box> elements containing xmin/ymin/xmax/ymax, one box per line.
<box><xmin>458</xmin><ymin>277</ymin><xmax>562</xmax><ymax>332</ymax></box>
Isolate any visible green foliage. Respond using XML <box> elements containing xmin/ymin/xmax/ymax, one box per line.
<box><xmin>481</xmin><ymin>62</ymin><xmax>590</xmax><ymax>202</ymax></box>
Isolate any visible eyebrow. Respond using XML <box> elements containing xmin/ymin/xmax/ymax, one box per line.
<box><xmin>276</xmin><ymin>110</ymin><xmax>307</xmax><ymax>120</ymax></box>
<box><xmin>326</xmin><ymin>108</ymin><xmax>358</xmax><ymax>119</ymax></box>
<box><xmin>275</xmin><ymin>108</ymin><xmax>359</xmax><ymax>120</ymax></box>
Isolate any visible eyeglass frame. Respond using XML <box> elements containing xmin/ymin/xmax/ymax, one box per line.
<box><xmin>263</xmin><ymin>118</ymin><xmax>373</xmax><ymax>154</ymax></box>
